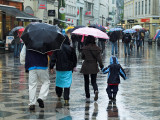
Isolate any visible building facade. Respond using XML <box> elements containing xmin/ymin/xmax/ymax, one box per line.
<box><xmin>108</xmin><ymin>0</ymin><xmax>117</xmax><ymax>27</ymax></box>
<box><xmin>124</xmin><ymin>0</ymin><xmax>160</xmax><ymax>38</ymax></box>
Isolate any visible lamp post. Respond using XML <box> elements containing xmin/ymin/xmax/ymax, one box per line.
<box><xmin>100</xmin><ymin>15</ymin><xmax>105</xmax><ymax>26</ymax></box>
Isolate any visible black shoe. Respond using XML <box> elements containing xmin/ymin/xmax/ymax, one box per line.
<box><xmin>29</xmin><ymin>105</ymin><xmax>35</xmax><ymax>110</ymax></box>
<box><xmin>37</xmin><ymin>98</ymin><xmax>44</xmax><ymax>108</ymax></box>
<box><xmin>94</xmin><ymin>91</ymin><xmax>98</xmax><ymax>101</ymax></box>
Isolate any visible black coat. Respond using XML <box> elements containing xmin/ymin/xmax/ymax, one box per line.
<box><xmin>50</xmin><ymin>44</ymin><xmax>77</xmax><ymax>71</ymax></box>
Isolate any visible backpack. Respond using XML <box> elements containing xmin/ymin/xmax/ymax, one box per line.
<box><xmin>124</xmin><ymin>34</ymin><xmax>131</xmax><ymax>43</ymax></box>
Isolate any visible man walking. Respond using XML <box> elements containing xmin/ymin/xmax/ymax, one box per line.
<box><xmin>20</xmin><ymin>45</ymin><xmax>51</xmax><ymax>110</ymax></box>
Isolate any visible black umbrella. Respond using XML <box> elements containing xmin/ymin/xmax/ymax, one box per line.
<box><xmin>21</xmin><ymin>22</ymin><xmax>65</xmax><ymax>54</ymax></box>
<box><xmin>9</xmin><ymin>26</ymin><xmax>24</xmax><ymax>35</ymax></box>
<box><xmin>67</xmin><ymin>25</ymin><xmax>85</xmax><ymax>33</ymax></box>
<box><xmin>88</xmin><ymin>24</ymin><xmax>106</xmax><ymax>32</ymax></box>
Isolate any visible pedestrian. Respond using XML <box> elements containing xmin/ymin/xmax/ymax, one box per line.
<box><xmin>98</xmin><ymin>38</ymin><xmax>106</xmax><ymax>54</ymax></box>
<box><xmin>102</xmin><ymin>56</ymin><xmax>126</xmax><ymax>101</ymax></box>
<box><xmin>109</xmin><ymin>31</ymin><xmax>118</xmax><ymax>55</ymax></box>
<box><xmin>80</xmin><ymin>35</ymin><xmax>104</xmax><ymax>101</ymax></box>
<box><xmin>50</xmin><ymin>35</ymin><xmax>77</xmax><ymax>106</ymax></box>
<box><xmin>135</xmin><ymin>30</ymin><xmax>143</xmax><ymax>51</ymax></box>
<box><xmin>13</xmin><ymin>31</ymin><xmax>21</xmax><ymax>58</ymax></box>
<box><xmin>122</xmin><ymin>33</ymin><xmax>131</xmax><ymax>56</ymax></box>
<box><xmin>20</xmin><ymin>44</ymin><xmax>52</xmax><ymax>110</ymax></box>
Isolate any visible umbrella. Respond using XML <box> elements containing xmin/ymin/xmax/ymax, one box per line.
<box><xmin>123</xmin><ymin>29</ymin><xmax>136</xmax><ymax>33</ymax></box>
<box><xmin>132</xmin><ymin>25</ymin><xmax>142</xmax><ymax>29</ymax></box>
<box><xmin>67</xmin><ymin>25</ymin><xmax>85</xmax><ymax>33</ymax></box>
<box><xmin>9</xmin><ymin>26</ymin><xmax>24</xmax><ymax>35</ymax></box>
<box><xmin>21</xmin><ymin>22</ymin><xmax>65</xmax><ymax>54</ymax></box>
<box><xmin>153</xmin><ymin>30</ymin><xmax>160</xmax><ymax>39</ymax></box>
<box><xmin>72</xmin><ymin>27</ymin><xmax>109</xmax><ymax>40</ymax></box>
<box><xmin>89</xmin><ymin>24</ymin><xmax>106</xmax><ymax>32</ymax></box>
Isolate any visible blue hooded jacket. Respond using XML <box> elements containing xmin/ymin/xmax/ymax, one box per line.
<box><xmin>102</xmin><ymin>56</ymin><xmax>126</xmax><ymax>84</ymax></box>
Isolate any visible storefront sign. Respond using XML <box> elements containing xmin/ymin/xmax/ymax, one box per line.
<box><xmin>141</xmin><ymin>18</ymin><xmax>150</xmax><ymax>22</ymax></box>
<box><xmin>6</xmin><ymin>36</ymin><xmax>14</xmax><ymax>44</ymax></box>
<box><xmin>59</xmin><ymin>7</ymin><xmax>65</xmax><ymax>14</ymax></box>
<box><xmin>127</xmin><ymin>19</ymin><xmax>134</xmax><ymax>23</ymax></box>
<box><xmin>38</xmin><ymin>0</ymin><xmax>47</xmax><ymax>9</ymax></box>
<box><xmin>48</xmin><ymin>10</ymin><xmax>55</xmax><ymax>17</ymax></box>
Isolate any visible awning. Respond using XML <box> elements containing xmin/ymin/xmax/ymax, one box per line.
<box><xmin>54</xmin><ymin>18</ymin><xmax>74</xmax><ymax>25</ymax></box>
<box><xmin>0</xmin><ymin>4</ymin><xmax>42</xmax><ymax>22</ymax></box>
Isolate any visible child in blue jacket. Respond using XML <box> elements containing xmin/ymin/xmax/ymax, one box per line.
<box><xmin>102</xmin><ymin>56</ymin><xmax>126</xmax><ymax>101</ymax></box>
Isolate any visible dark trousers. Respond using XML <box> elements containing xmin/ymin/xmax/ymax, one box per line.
<box><xmin>56</xmin><ymin>86</ymin><xmax>70</xmax><ymax>100</ymax></box>
<box><xmin>84</xmin><ymin>74</ymin><xmax>98</xmax><ymax>98</ymax></box>
<box><xmin>106</xmin><ymin>85</ymin><xmax>118</xmax><ymax>99</ymax></box>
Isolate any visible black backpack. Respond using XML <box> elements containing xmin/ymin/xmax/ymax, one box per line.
<box><xmin>124</xmin><ymin>34</ymin><xmax>130</xmax><ymax>43</ymax></box>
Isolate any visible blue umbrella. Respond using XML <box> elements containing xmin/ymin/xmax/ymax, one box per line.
<box><xmin>123</xmin><ymin>29</ymin><xmax>136</xmax><ymax>34</ymax></box>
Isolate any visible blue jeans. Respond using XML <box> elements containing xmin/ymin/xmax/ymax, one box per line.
<box><xmin>111</xmin><ymin>41</ymin><xmax>118</xmax><ymax>55</ymax></box>
<box><xmin>14</xmin><ymin>43</ymin><xmax>20</xmax><ymax>57</ymax></box>
<box><xmin>124</xmin><ymin>43</ymin><xmax>130</xmax><ymax>55</ymax></box>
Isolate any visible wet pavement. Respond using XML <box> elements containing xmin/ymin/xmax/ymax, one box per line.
<box><xmin>0</xmin><ymin>41</ymin><xmax>160</xmax><ymax>120</ymax></box>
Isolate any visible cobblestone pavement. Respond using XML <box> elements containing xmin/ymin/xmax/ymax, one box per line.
<box><xmin>0</xmin><ymin>42</ymin><xmax>160</xmax><ymax>120</ymax></box>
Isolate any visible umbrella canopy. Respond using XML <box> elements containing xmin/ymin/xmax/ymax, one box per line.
<box><xmin>21</xmin><ymin>22</ymin><xmax>65</xmax><ymax>54</ymax></box>
<box><xmin>88</xmin><ymin>24</ymin><xmax>106</xmax><ymax>32</ymax></box>
<box><xmin>67</xmin><ymin>25</ymin><xmax>85</xmax><ymax>33</ymax></box>
<box><xmin>9</xmin><ymin>26</ymin><xmax>24</xmax><ymax>35</ymax></box>
<box><xmin>153</xmin><ymin>30</ymin><xmax>160</xmax><ymax>39</ymax></box>
<box><xmin>123</xmin><ymin>29</ymin><xmax>136</xmax><ymax>33</ymax></box>
<box><xmin>72</xmin><ymin>27</ymin><xmax>109</xmax><ymax>39</ymax></box>
<box><xmin>132</xmin><ymin>25</ymin><xmax>142</xmax><ymax>29</ymax></box>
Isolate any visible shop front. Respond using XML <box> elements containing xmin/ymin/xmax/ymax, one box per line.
<box><xmin>0</xmin><ymin>4</ymin><xmax>42</xmax><ymax>41</ymax></box>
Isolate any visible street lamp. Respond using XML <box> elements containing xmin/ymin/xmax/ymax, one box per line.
<box><xmin>100</xmin><ymin>15</ymin><xmax>105</xmax><ymax>26</ymax></box>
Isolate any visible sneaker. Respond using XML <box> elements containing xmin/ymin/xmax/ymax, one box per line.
<box><xmin>37</xmin><ymin>98</ymin><xmax>44</xmax><ymax>108</ymax></box>
<box><xmin>29</xmin><ymin>105</ymin><xmax>35</xmax><ymax>110</ymax></box>
<box><xmin>94</xmin><ymin>91</ymin><xmax>98</xmax><ymax>101</ymax></box>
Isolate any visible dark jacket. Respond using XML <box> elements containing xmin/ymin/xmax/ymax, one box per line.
<box><xmin>25</xmin><ymin>50</ymin><xmax>48</xmax><ymax>70</ymax></box>
<box><xmin>122</xmin><ymin>33</ymin><xmax>131</xmax><ymax>43</ymax></box>
<box><xmin>50</xmin><ymin>37</ymin><xmax>77</xmax><ymax>71</ymax></box>
<box><xmin>102</xmin><ymin>56</ymin><xmax>126</xmax><ymax>84</ymax></box>
<box><xmin>80</xmin><ymin>44</ymin><xmax>104</xmax><ymax>74</ymax></box>
<box><xmin>109</xmin><ymin>31</ymin><xmax>118</xmax><ymax>42</ymax></box>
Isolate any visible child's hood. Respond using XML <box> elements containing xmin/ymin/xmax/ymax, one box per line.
<box><xmin>110</xmin><ymin>56</ymin><xmax>119</xmax><ymax>64</ymax></box>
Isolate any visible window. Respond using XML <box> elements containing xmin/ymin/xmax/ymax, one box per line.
<box><xmin>142</xmin><ymin>1</ymin><xmax>144</xmax><ymax>14</ymax></box>
<box><xmin>138</xmin><ymin>2</ymin><xmax>140</xmax><ymax>15</ymax></box>
<box><xmin>135</xmin><ymin>2</ymin><xmax>137</xmax><ymax>15</ymax></box>
<box><xmin>145</xmin><ymin>0</ymin><xmax>147</xmax><ymax>14</ymax></box>
<box><xmin>149</xmin><ymin>0</ymin><xmax>151</xmax><ymax>14</ymax></box>
<box><xmin>112</xmin><ymin>0</ymin><xmax>114</xmax><ymax>4</ymax></box>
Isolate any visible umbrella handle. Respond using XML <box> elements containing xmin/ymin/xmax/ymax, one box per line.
<box><xmin>81</xmin><ymin>35</ymin><xmax>85</xmax><ymax>42</ymax></box>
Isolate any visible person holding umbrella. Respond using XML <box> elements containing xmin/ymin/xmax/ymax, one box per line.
<box><xmin>20</xmin><ymin>22</ymin><xmax>65</xmax><ymax>111</ymax></box>
<box><xmin>50</xmin><ymin>35</ymin><xmax>77</xmax><ymax>106</ymax></box>
<box><xmin>80</xmin><ymin>35</ymin><xmax>104</xmax><ymax>101</ymax></box>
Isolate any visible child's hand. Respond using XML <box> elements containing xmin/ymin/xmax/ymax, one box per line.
<box><xmin>125</xmin><ymin>77</ymin><xmax>128</xmax><ymax>80</ymax></box>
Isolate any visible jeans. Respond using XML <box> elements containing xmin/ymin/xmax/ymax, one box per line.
<box><xmin>56</xmin><ymin>86</ymin><xmax>70</xmax><ymax>100</ymax></box>
<box><xmin>83</xmin><ymin>74</ymin><xmax>98</xmax><ymax>98</ymax></box>
<box><xmin>124</xmin><ymin>43</ymin><xmax>130</xmax><ymax>55</ymax></box>
<box><xmin>136</xmin><ymin>40</ymin><xmax>142</xmax><ymax>50</ymax></box>
<box><xmin>14</xmin><ymin>43</ymin><xmax>20</xmax><ymax>57</ymax></box>
<box><xmin>98</xmin><ymin>40</ymin><xmax>105</xmax><ymax>53</ymax></box>
<box><xmin>106</xmin><ymin>85</ymin><xmax>118</xmax><ymax>99</ymax></box>
<box><xmin>111</xmin><ymin>41</ymin><xmax>118</xmax><ymax>55</ymax></box>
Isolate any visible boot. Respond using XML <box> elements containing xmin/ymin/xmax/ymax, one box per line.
<box><xmin>64</xmin><ymin>100</ymin><xmax>69</xmax><ymax>106</ymax></box>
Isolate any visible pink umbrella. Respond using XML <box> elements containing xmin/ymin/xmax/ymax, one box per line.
<box><xmin>72</xmin><ymin>27</ymin><xmax>109</xmax><ymax>41</ymax></box>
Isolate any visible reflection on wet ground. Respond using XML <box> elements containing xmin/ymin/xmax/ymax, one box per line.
<box><xmin>0</xmin><ymin>42</ymin><xmax>160</xmax><ymax>120</ymax></box>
